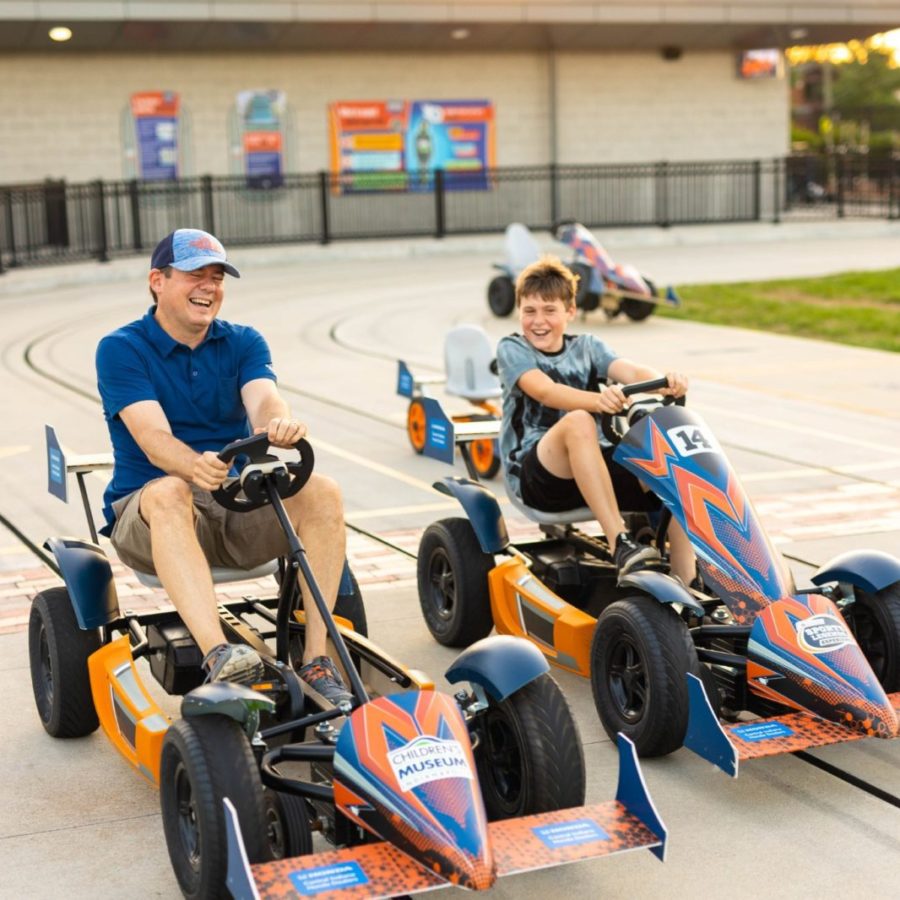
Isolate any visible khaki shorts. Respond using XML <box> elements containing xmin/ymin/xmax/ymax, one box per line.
<box><xmin>110</xmin><ymin>480</ymin><xmax>291</xmax><ymax>575</ymax></box>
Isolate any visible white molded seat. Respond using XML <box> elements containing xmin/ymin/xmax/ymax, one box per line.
<box><xmin>444</xmin><ymin>324</ymin><xmax>501</xmax><ymax>400</ymax></box>
<box><xmin>504</xmin><ymin>222</ymin><xmax>542</xmax><ymax>274</ymax></box>
<box><xmin>134</xmin><ymin>559</ymin><xmax>279</xmax><ymax>589</ymax></box>
<box><xmin>506</xmin><ymin>488</ymin><xmax>594</xmax><ymax>526</ymax></box>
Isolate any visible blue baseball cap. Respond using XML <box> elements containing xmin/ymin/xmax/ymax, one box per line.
<box><xmin>150</xmin><ymin>228</ymin><xmax>240</xmax><ymax>278</ymax></box>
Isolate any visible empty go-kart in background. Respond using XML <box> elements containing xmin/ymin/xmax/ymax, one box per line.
<box><xmin>1</xmin><ymin>220</ymin><xmax>899</xmax><ymax>898</ymax></box>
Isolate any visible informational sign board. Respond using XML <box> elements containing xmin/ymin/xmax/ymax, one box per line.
<box><xmin>130</xmin><ymin>91</ymin><xmax>180</xmax><ymax>180</ymax></box>
<box><xmin>328</xmin><ymin>98</ymin><xmax>494</xmax><ymax>193</ymax></box>
<box><xmin>737</xmin><ymin>48</ymin><xmax>782</xmax><ymax>79</ymax></box>
<box><xmin>236</xmin><ymin>89</ymin><xmax>286</xmax><ymax>188</ymax></box>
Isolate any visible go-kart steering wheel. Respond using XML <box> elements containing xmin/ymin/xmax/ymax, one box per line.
<box><xmin>600</xmin><ymin>376</ymin><xmax>686</xmax><ymax>446</ymax></box>
<box><xmin>211</xmin><ymin>432</ymin><xmax>314</xmax><ymax>512</ymax></box>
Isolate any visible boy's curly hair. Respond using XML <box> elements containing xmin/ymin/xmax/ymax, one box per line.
<box><xmin>515</xmin><ymin>256</ymin><xmax>578</xmax><ymax>309</ymax></box>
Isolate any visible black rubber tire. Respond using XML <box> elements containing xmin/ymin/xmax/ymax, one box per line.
<box><xmin>843</xmin><ymin>582</ymin><xmax>900</xmax><ymax>692</ymax></box>
<box><xmin>570</xmin><ymin>262</ymin><xmax>599</xmax><ymax>312</ymax></box>
<box><xmin>591</xmin><ymin>596</ymin><xmax>698</xmax><ymax>757</ymax></box>
<box><xmin>28</xmin><ymin>587</ymin><xmax>100</xmax><ymax>738</ymax></box>
<box><xmin>698</xmin><ymin>664</ymin><xmax>723</xmax><ymax>719</ymax></box>
<box><xmin>621</xmin><ymin>297</ymin><xmax>656</xmax><ymax>321</ymax></box>
<box><xmin>263</xmin><ymin>789</ymin><xmax>313</xmax><ymax>860</ymax></box>
<box><xmin>160</xmin><ymin>716</ymin><xmax>267</xmax><ymax>900</ymax></box>
<box><xmin>417</xmin><ymin>518</ymin><xmax>495</xmax><ymax>647</ymax></box>
<box><xmin>474</xmin><ymin>673</ymin><xmax>585</xmax><ymax>821</ymax></box>
<box><xmin>470</xmin><ymin>438</ymin><xmax>502</xmax><ymax>480</ymax></box>
<box><xmin>487</xmin><ymin>275</ymin><xmax>515</xmax><ymax>317</ymax></box>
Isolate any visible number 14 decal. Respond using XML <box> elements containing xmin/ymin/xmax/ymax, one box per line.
<box><xmin>667</xmin><ymin>424</ymin><xmax>722</xmax><ymax>458</ymax></box>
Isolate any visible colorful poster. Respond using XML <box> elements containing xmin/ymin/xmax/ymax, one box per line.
<box><xmin>406</xmin><ymin>100</ymin><xmax>494</xmax><ymax>191</ymax></box>
<box><xmin>130</xmin><ymin>91</ymin><xmax>180</xmax><ymax>181</ymax></box>
<box><xmin>328</xmin><ymin>99</ymin><xmax>494</xmax><ymax>193</ymax></box>
<box><xmin>237</xmin><ymin>90</ymin><xmax>286</xmax><ymax>188</ymax></box>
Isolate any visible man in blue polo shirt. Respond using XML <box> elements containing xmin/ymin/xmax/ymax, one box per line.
<box><xmin>96</xmin><ymin>228</ymin><xmax>352</xmax><ymax>702</ymax></box>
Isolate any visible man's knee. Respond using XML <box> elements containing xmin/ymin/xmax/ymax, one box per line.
<box><xmin>292</xmin><ymin>474</ymin><xmax>343</xmax><ymax>521</ymax></box>
<box><xmin>141</xmin><ymin>477</ymin><xmax>193</xmax><ymax>521</ymax></box>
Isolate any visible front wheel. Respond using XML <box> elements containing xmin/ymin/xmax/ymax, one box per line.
<box><xmin>264</xmin><ymin>789</ymin><xmax>313</xmax><ymax>860</ymax></box>
<box><xmin>591</xmin><ymin>596</ymin><xmax>698</xmax><ymax>757</ymax></box>
<box><xmin>160</xmin><ymin>716</ymin><xmax>267</xmax><ymax>899</ymax></box>
<box><xmin>29</xmin><ymin>587</ymin><xmax>100</xmax><ymax>738</ymax></box>
<box><xmin>487</xmin><ymin>275</ymin><xmax>515</xmax><ymax>317</ymax></box>
<box><xmin>473</xmin><ymin>673</ymin><xmax>585</xmax><ymax>820</ymax></box>
<box><xmin>621</xmin><ymin>297</ymin><xmax>655</xmax><ymax>321</ymax></box>
<box><xmin>843</xmin><ymin>582</ymin><xmax>900</xmax><ymax>692</ymax></box>
<box><xmin>417</xmin><ymin>518</ymin><xmax>494</xmax><ymax>646</ymax></box>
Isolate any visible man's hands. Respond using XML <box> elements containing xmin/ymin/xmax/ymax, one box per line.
<box><xmin>255</xmin><ymin>416</ymin><xmax>308</xmax><ymax>449</ymax></box>
<box><xmin>192</xmin><ymin>451</ymin><xmax>230</xmax><ymax>490</ymax></box>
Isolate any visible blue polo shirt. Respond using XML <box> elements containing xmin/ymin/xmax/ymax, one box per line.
<box><xmin>96</xmin><ymin>307</ymin><xmax>276</xmax><ymax>529</ymax></box>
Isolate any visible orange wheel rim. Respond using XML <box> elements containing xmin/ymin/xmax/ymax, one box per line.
<box><xmin>407</xmin><ymin>402</ymin><xmax>427</xmax><ymax>452</ymax></box>
<box><xmin>471</xmin><ymin>439</ymin><xmax>494</xmax><ymax>473</ymax></box>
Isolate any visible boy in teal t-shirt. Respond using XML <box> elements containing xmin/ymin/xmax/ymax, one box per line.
<box><xmin>496</xmin><ymin>256</ymin><xmax>695</xmax><ymax>582</ymax></box>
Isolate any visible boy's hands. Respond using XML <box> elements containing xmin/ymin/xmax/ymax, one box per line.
<box><xmin>595</xmin><ymin>384</ymin><xmax>629</xmax><ymax>414</ymax></box>
<box><xmin>661</xmin><ymin>371</ymin><xmax>688</xmax><ymax>398</ymax></box>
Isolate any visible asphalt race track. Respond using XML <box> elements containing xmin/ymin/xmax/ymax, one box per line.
<box><xmin>1</xmin><ymin>221</ymin><xmax>898</xmax><ymax>898</ymax></box>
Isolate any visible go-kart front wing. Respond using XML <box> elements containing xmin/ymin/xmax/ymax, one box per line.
<box><xmin>684</xmin><ymin>673</ymin><xmax>900</xmax><ymax>778</ymax></box>
<box><xmin>223</xmin><ymin>735</ymin><xmax>667</xmax><ymax>899</ymax></box>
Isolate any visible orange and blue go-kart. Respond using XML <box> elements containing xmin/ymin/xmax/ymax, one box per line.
<box><xmin>415</xmin><ymin>379</ymin><xmax>900</xmax><ymax>782</ymax></box>
<box><xmin>30</xmin><ymin>427</ymin><xmax>668</xmax><ymax>899</ymax></box>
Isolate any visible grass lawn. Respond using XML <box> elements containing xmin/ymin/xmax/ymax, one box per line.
<box><xmin>658</xmin><ymin>269</ymin><xmax>900</xmax><ymax>353</ymax></box>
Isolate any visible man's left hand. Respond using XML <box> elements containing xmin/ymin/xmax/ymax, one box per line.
<box><xmin>256</xmin><ymin>417</ymin><xmax>308</xmax><ymax>448</ymax></box>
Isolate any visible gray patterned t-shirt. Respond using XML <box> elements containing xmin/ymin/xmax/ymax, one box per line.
<box><xmin>496</xmin><ymin>333</ymin><xmax>618</xmax><ymax>499</ymax></box>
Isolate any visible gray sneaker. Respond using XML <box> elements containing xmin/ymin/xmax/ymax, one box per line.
<box><xmin>202</xmin><ymin>643</ymin><xmax>265</xmax><ymax>686</ymax></box>
<box><xmin>614</xmin><ymin>533</ymin><xmax>661</xmax><ymax>576</ymax></box>
<box><xmin>297</xmin><ymin>655</ymin><xmax>353</xmax><ymax>707</ymax></box>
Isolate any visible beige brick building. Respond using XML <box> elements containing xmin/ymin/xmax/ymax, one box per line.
<box><xmin>0</xmin><ymin>1</ymin><xmax>897</xmax><ymax>183</ymax></box>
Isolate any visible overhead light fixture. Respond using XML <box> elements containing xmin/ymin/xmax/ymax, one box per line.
<box><xmin>451</xmin><ymin>28</ymin><xmax>470</xmax><ymax>40</ymax></box>
<box><xmin>790</xmin><ymin>28</ymin><xmax>808</xmax><ymax>41</ymax></box>
<box><xmin>49</xmin><ymin>26</ymin><xmax>72</xmax><ymax>42</ymax></box>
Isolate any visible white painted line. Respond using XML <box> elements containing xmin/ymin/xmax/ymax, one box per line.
<box><xmin>0</xmin><ymin>445</ymin><xmax>30</xmax><ymax>460</ymax></box>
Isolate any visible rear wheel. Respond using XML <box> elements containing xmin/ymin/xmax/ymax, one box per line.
<box><xmin>487</xmin><ymin>275</ymin><xmax>515</xmax><ymax>317</ymax></box>
<box><xmin>470</xmin><ymin>438</ymin><xmax>501</xmax><ymax>480</ymax></box>
<box><xmin>29</xmin><ymin>587</ymin><xmax>100</xmax><ymax>738</ymax></box>
<box><xmin>621</xmin><ymin>297</ymin><xmax>655</xmax><ymax>321</ymax></box>
<box><xmin>417</xmin><ymin>518</ymin><xmax>494</xmax><ymax>646</ymax></box>
<box><xmin>264</xmin><ymin>789</ymin><xmax>313</xmax><ymax>860</ymax></box>
<box><xmin>473</xmin><ymin>673</ymin><xmax>585</xmax><ymax>820</ymax></box>
<box><xmin>406</xmin><ymin>399</ymin><xmax>427</xmax><ymax>453</ymax></box>
<box><xmin>591</xmin><ymin>596</ymin><xmax>698</xmax><ymax>756</ymax></box>
<box><xmin>160</xmin><ymin>716</ymin><xmax>267</xmax><ymax>900</ymax></box>
<box><xmin>843</xmin><ymin>582</ymin><xmax>900</xmax><ymax>692</ymax></box>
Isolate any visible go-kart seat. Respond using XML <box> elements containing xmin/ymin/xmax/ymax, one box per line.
<box><xmin>506</xmin><ymin>487</ymin><xmax>593</xmax><ymax>527</ymax></box>
<box><xmin>504</xmin><ymin>222</ymin><xmax>542</xmax><ymax>275</ymax></box>
<box><xmin>444</xmin><ymin>324</ymin><xmax>502</xmax><ymax>401</ymax></box>
<box><xmin>133</xmin><ymin>559</ymin><xmax>279</xmax><ymax>589</ymax></box>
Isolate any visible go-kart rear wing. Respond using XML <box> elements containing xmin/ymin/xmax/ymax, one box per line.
<box><xmin>416</xmin><ymin>397</ymin><xmax>500</xmax><ymax>480</ymax></box>
<box><xmin>396</xmin><ymin>360</ymin><xmax>445</xmax><ymax>399</ymax></box>
<box><xmin>45</xmin><ymin>424</ymin><xmax>112</xmax><ymax>543</ymax></box>
<box><xmin>223</xmin><ymin>733</ymin><xmax>668</xmax><ymax>899</ymax></box>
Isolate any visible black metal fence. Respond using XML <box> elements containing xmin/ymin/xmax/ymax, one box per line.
<box><xmin>2</xmin><ymin>154</ymin><xmax>897</xmax><ymax>273</ymax></box>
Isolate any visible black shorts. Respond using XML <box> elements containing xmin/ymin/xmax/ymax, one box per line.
<box><xmin>519</xmin><ymin>443</ymin><xmax>658</xmax><ymax>514</ymax></box>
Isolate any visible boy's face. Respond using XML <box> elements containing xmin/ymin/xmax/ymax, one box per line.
<box><xmin>518</xmin><ymin>293</ymin><xmax>575</xmax><ymax>353</ymax></box>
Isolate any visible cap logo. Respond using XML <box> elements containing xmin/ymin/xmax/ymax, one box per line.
<box><xmin>189</xmin><ymin>235</ymin><xmax>223</xmax><ymax>254</ymax></box>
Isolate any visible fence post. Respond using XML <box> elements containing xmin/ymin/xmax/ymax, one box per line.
<box><xmin>434</xmin><ymin>168</ymin><xmax>445</xmax><ymax>238</ymax></box>
<box><xmin>836</xmin><ymin>154</ymin><xmax>845</xmax><ymax>218</ymax></box>
<box><xmin>128</xmin><ymin>179</ymin><xmax>143</xmax><ymax>250</ymax></box>
<box><xmin>888</xmin><ymin>155</ymin><xmax>896</xmax><ymax>220</ymax></box>
<box><xmin>201</xmin><ymin>175</ymin><xmax>215</xmax><ymax>234</ymax></box>
<box><xmin>772</xmin><ymin>158</ymin><xmax>781</xmax><ymax>224</ymax></box>
<box><xmin>93</xmin><ymin>179</ymin><xmax>109</xmax><ymax>262</ymax></box>
<box><xmin>3</xmin><ymin>189</ymin><xmax>15</xmax><ymax>268</ymax></box>
<box><xmin>549</xmin><ymin>162</ymin><xmax>558</xmax><ymax>227</ymax></box>
<box><xmin>655</xmin><ymin>161</ymin><xmax>669</xmax><ymax>228</ymax></box>
<box><xmin>318</xmin><ymin>171</ymin><xmax>330</xmax><ymax>245</ymax></box>
<box><xmin>753</xmin><ymin>159</ymin><xmax>761</xmax><ymax>221</ymax></box>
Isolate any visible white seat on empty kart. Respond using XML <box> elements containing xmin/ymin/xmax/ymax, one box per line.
<box><xmin>504</xmin><ymin>223</ymin><xmax>541</xmax><ymax>274</ymax></box>
<box><xmin>133</xmin><ymin>559</ymin><xmax>279</xmax><ymax>589</ymax></box>
<box><xmin>444</xmin><ymin>324</ymin><xmax>501</xmax><ymax>400</ymax></box>
<box><xmin>506</xmin><ymin>488</ymin><xmax>594</xmax><ymax>526</ymax></box>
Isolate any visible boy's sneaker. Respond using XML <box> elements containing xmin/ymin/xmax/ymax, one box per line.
<box><xmin>298</xmin><ymin>655</ymin><xmax>353</xmax><ymax>707</ymax></box>
<box><xmin>203</xmin><ymin>643</ymin><xmax>265</xmax><ymax>686</ymax></box>
<box><xmin>614</xmin><ymin>533</ymin><xmax>661</xmax><ymax>576</ymax></box>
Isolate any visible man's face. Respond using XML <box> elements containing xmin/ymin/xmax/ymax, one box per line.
<box><xmin>518</xmin><ymin>293</ymin><xmax>575</xmax><ymax>353</ymax></box>
<box><xmin>150</xmin><ymin>264</ymin><xmax>225</xmax><ymax>333</ymax></box>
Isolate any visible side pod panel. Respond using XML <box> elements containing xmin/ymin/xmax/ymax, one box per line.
<box><xmin>45</xmin><ymin>536</ymin><xmax>119</xmax><ymax>629</ymax></box>
<box><xmin>446</xmin><ymin>635</ymin><xmax>549</xmax><ymax>702</ymax></box>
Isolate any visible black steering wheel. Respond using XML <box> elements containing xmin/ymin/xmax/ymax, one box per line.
<box><xmin>211</xmin><ymin>433</ymin><xmax>314</xmax><ymax>512</ymax></box>
<box><xmin>600</xmin><ymin>376</ymin><xmax>686</xmax><ymax>446</ymax></box>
